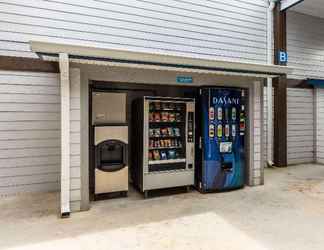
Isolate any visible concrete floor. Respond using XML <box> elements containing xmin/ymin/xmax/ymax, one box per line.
<box><xmin>1</xmin><ymin>164</ymin><xmax>324</xmax><ymax>250</ymax></box>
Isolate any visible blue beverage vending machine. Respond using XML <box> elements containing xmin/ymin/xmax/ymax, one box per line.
<box><xmin>196</xmin><ymin>88</ymin><xmax>247</xmax><ymax>192</ymax></box>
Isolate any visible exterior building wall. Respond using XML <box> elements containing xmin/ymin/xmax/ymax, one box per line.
<box><xmin>287</xmin><ymin>11</ymin><xmax>324</xmax><ymax>165</ymax></box>
<box><xmin>0</xmin><ymin>70</ymin><xmax>60</xmax><ymax>195</ymax></box>
<box><xmin>0</xmin><ymin>69</ymin><xmax>81</xmax><ymax>212</ymax></box>
<box><xmin>0</xmin><ymin>0</ymin><xmax>267</xmax><ymax>63</ymax></box>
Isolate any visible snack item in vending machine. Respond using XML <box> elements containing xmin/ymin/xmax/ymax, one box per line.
<box><xmin>149</xmin><ymin>129</ymin><xmax>154</xmax><ymax>137</ymax></box>
<box><xmin>168</xmin><ymin>150</ymin><xmax>176</xmax><ymax>159</ymax></box>
<box><xmin>161</xmin><ymin>112</ymin><xmax>169</xmax><ymax>122</ymax></box>
<box><xmin>169</xmin><ymin>103</ymin><xmax>175</xmax><ymax>110</ymax></box>
<box><xmin>160</xmin><ymin>151</ymin><xmax>167</xmax><ymax>160</ymax></box>
<box><xmin>161</xmin><ymin>128</ymin><xmax>168</xmax><ymax>136</ymax></box>
<box><xmin>175</xmin><ymin>113</ymin><xmax>182</xmax><ymax>122</ymax></box>
<box><xmin>149</xmin><ymin>139</ymin><xmax>154</xmax><ymax>148</ymax></box>
<box><xmin>148</xmin><ymin>151</ymin><xmax>153</xmax><ymax>161</ymax></box>
<box><xmin>162</xmin><ymin>102</ymin><xmax>168</xmax><ymax>110</ymax></box>
<box><xmin>169</xmin><ymin>113</ymin><xmax>176</xmax><ymax>122</ymax></box>
<box><xmin>154</xmin><ymin>112</ymin><xmax>161</xmax><ymax>122</ymax></box>
<box><xmin>173</xmin><ymin>128</ymin><xmax>181</xmax><ymax>137</ymax></box>
<box><xmin>149</xmin><ymin>103</ymin><xmax>154</xmax><ymax>111</ymax></box>
<box><xmin>153</xmin><ymin>150</ymin><xmax>160</xmax><ymax>160</ymax></box>
<box><xmin>166</xmin><ymin>139</ymin><xmax>171</xmax><ymax>147</ymax></box>
<box><xmin>160</xmin><ymin>140</ymin><xmax>165</xmax><ymax>148</ymax></box>
<box><xmin>155</xmin><ymin>140</ymin><xmax>161</xmax><ymax>148</ymax></box>
<box><xmin>155</xmin><ymin>102</ymin><xmax>161</xmax><ymax>110</ymax></box>
<box><xmin>168</xmin><ymin>127</ymin><xmax>174</xmax><ymax>136</ymax></box>
<box><xmin>155</xmin><ymin>128</ymin><xmax>161</xmax><ymax>137</ymax></box>
<box><xmin>149</xmin><ymin>112</ymin><xmax>154</xmax><ymax>122</ymax></box>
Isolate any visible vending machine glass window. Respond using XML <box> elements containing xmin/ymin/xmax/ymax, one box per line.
<box><xmin>148</xmin><ymin>100</ymin><xmax>187</xmax><ymax>172</ymax></box>
<box><xmin>131</xmin><ymin>96</ymin><xmax>195</xmax><ymax>196</ymax></box>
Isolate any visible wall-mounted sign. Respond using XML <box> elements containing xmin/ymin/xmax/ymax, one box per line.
<box><xmin>278</xmin><ymin>51</ymin><xmax>288</xmax><ymax>64</ymax></box>
<box><xmin>176</xmin><ymin>76</ymin><xmax>193</xmax><ymax>83</ymax></box>
<box><xmin>281</xmin><ymin>0</ymin><xmax>304</xmax><ymax>11</ymax></box>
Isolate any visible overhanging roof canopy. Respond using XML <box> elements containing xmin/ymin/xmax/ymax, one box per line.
<box><xmin>31</xmin><ymin>41</ymin><xmax>292</xmax><ymax>78</ymax></box>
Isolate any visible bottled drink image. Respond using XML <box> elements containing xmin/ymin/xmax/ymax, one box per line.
<box><xmin>232</xmin><ymin>107</ymin><xmax>236</xmax><ymax>121</ymax></box>
<box><xmin>209</xmin><ymin>124</ymin><xmax>215</xmax><ymax>138</ymax></box>
<box><xmin>217</xmin><ymin>107</ymin><xmax>222</xmax><ymax>121</ymax></box>
<box><xmin>225</xmin><ymin>124</ymin><xmax>230</xmax><ymax>138</ymax></box>
<box><xmin>217</xmin><ymin>124</ymin><xmax>222</xmax><ymax>138</ymax></box>
<box><xmin>225</xmin><ymin>108</ymin><xmax>229</xmax><ymax>121</ymax></box>
<box><xmin>209</xmin><ymin>107</ymin><xmax>215</xmax><ymax>120</ymax></box>
<box><xmin>232</xmin><ymin>124</ymin><xmax>236</xmax><ymax>137</ymax></box>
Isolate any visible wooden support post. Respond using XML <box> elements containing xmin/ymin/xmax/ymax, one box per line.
<box><xmin>273</xmin><ymin>76</ymin><xmax>288</xmax><ymax>167</ymax></box>
<box><xmin>273</xmin><ymin>3</ymin><xmax>288</xmax><ymax>167</ymax></box>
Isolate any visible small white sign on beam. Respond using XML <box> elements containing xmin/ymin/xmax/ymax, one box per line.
<box><xmin>281</xmin><ymin>0</ymin><xmax>304</xmax><ymax>11</ymax></box>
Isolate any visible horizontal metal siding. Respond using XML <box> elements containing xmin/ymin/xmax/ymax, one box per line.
<box><xmin>287</xmin><ymin>11</ymin><xmax>324</xmax><ymax>79</ymax></box>
<box><xmin>0</xmin><ymin>70</ymin><xmax>60</xmax><ymax>196</ymax></box>
<box><xmin>287</xmin><ymin>88</ymin><xmax>315</xmax><ymax>165</ymax></box>
<box><xmin>0</xmin><ymin>0</ymin><xmax>267</xmax><ymax>63</ymax></box>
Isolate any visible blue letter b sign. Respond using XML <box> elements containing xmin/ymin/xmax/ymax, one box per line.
<box><xmin>279</xmin><ymin>51</ymin><xmax>288</xmax><ymax>64</ymax></box>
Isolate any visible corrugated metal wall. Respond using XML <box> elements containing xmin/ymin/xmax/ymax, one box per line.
<box><xmin>0</xmin><ymin>70</ymin><xmax>81</xmax><ymax>211</ymax></box>
<box><xmin>287</xmin><ymin>88</ymin><xmax>315</xmax><ymax>165</ymax></box>
<box><xmin>263</xmin><ymin>87</ymin><xmax>315</xmax><ymax>166</ymax></box>
<box><xmin>0</xmin><ymin>0</ymin><xmax>267</xmax><ymax>63</ymax></box>
<box><xmin>287</xmin><ymin>11</ymin><xmax>324</xmax><ymax>79</ymax></box>
<box><xmin>0</xmin><ymin>70</ymin><xmax>60</xmax><ymax>195</ymax></box>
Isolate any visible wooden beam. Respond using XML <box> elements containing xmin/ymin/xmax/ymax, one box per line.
<box><xmin>274</xmin><ymin>5</ymin><xmax>287</xmax><ymax>66</ymax></box>
<box><xmin>273</xmin><ymin>3</ymin><xmax>288</xmax><ymax>167</ymax></box>
<box><xmin>59</xmin><ymin>53</ymin><xmax>71</xmax><ymax>218</ymax></box>
<box><xmin>273</xmin><ymin>76</ymin><xmax>288</xmax><ymax>167</ymax></box>
<box><xmin>0</xmin><ymin>56</ymin><xmax>59</xmax><ymax>73</ymax></box>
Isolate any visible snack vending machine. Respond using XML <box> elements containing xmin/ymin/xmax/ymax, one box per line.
<box><xmin>132</xmin><ymin>97</ymin><xmax>195</xmax><ymax>198</ymax></box>
<box><xmin>196</xmin><ymin>88</ymin><xmax>246</xmax><ymax>192</ymax></box>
